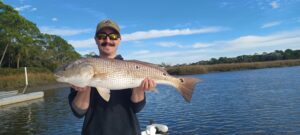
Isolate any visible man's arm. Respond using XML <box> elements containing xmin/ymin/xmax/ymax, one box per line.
<box><xmin>130</xmin><ymin>78</ymin><xmax>156</xmax><ymax>113</ymax></box>
<box><xmin>131</xmin><ymin>77</ymin><xmax>156</xmax><ymax>103</ymax></box>
<box><xmin>68</xmin><ymin>86</ymin><xmax>91</xmax><ymax>118</ymax></box>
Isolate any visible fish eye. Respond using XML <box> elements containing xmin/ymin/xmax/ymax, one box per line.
<box><xmin>180</xmin><ymin>78</ymin><xmax>184</xmax><ymax>83</ymax></box>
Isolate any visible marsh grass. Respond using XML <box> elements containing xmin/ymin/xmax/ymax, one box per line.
<box><xmin>0</xmin><ymin>68</ymin><xmax>56</xmax><ymax>90</ymax></box>
<box><xmin>167</xmin><ymin>59</ymin><xmax>300</xmax><ymax>75</ymax></box>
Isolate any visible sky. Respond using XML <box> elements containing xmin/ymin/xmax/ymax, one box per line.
<box><xmin>3</xmin><ymin>0</ymin><xmax>300</xmax><ymax>65</ymax></box>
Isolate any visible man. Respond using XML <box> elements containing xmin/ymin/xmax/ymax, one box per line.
<box><xmin>69</xmin><ymin>19</ymin><xmax>156</xmax><ymax>135</ymax></box>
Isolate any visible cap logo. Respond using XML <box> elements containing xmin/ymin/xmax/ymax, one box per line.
<box><xmin>103</xmin><ymin>20</ymin><xmax>111</xmax><ymax>24</ymax></box>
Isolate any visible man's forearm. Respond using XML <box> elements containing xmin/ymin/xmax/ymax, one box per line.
<box><xmin>73</xmin><ymin>90</ymin><xmax>91</xmax><ymax>110</ymax></box>
<box><xmin>131</xmin><ymin>87</ymin><xmax>145</xmax><ymax>103</ymax></box>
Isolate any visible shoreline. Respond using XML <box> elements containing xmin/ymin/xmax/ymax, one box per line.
<box><xmin>24</xmin><ymin>83</ymin><xmax>70</xmax><ymax>93</ymax></box>
<box><xmin>0</xmin><ymin>83</ymin><xmax>69</xmax><ymax>92</ymax></box>
<box><xmin>167</xmin><ymin>59</ymin><xmax>300</xmax><ymax>75</ymax></box>
<box><xmin>1</xmin><ymin>59</ymin><xmax>300</xmax><ymax>90</ymax></box>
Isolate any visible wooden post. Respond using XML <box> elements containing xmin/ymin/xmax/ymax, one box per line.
<box><xmin>25</xmin><ymin>67</ymin><xmax>28</xmax><ymax>86</ymax></box>
<box><xmin>22</xmin><ymin>67</ymin><xmax>28</xmax><ymax>94</ymax></box>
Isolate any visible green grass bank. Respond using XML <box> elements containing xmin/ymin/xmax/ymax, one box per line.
<box><xmin>0</xmin><ymin>67</ymin><xmax>57</xmax><ymax>91</ymax></box>
<box><xmin>167</xmin><ymin>59</ymin><xmax>300</xmax><ymax>75</ymax></box>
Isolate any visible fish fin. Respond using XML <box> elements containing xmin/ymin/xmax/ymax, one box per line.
<box><xmin>96</xmin><ymin>87</ymin><xmax>110</xmax><ymax>102</ymax></box>
<box><xmin>127</xmin><ymin>60</ymin><xmax>167</xmax><ymax>73</ymax></box>
<box><xmin>175</xmin><ymin>77</ymin><xmax>201</xmax><ymax>103</ymax></box>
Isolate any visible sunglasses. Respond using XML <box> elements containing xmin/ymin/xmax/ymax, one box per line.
<box><xmin>96</xmin><ymin>33</ymin><xmax>120</xmax><ymax>40</ymax></box>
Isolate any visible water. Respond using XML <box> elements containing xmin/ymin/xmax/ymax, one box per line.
<box><xmin>1</xmin><ymin>66</ymin><xmax>300</xmax><ymax>135</ymax></box>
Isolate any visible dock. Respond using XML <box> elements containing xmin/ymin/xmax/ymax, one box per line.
<box><xmin>0</xmin><ymin>67</ymin><xmax>45</xmax><ymax>107</ymax></box>
<box><xmin>0</xmin><ymin>90</ymin><xmax>44</xmax><ymax>106</ymax></box>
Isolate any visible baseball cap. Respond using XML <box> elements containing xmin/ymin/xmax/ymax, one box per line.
<box><xmin>95</xmin><ymin>19</ymin><xmax>120</xmax><ymax>36</ymax></box>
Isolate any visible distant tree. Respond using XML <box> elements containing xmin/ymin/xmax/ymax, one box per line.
<box><xmin>284</xmin><ymin>49</ymin><xmax>295</xmax><ymax>59</ymax></box>
<box><xmin>84</xmin><ymin>52</ymin><xmax>98</xmax><ymax>58</ymax></box>
<box><xmin>160</xmin><ymin>62</ymin><xmax>171</xmax><ymax>68</ymax></box>
<box><xmin>0</xmin><ymin>1</ymin><xmax>80</xmax><ymax>70</ymax></box>
<box><xmin>209</xmin><ymin>58</ymin><xmax>218</xmax><ymax>64</ymax></box>
<box><xmin>190</xmin><ymin>49</ymin><xmax>300</xmax><ymax>66</ymax></box>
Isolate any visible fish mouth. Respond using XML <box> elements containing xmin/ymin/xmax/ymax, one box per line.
<box><xmin>53</xmin><ymin>74</ymin><xmax>65</xmax><ymax>83</ymax></box>
<box><xmin>53</xmin><ymin>73</ymin><xmax>62</xmax><ymax>78</ymax></box>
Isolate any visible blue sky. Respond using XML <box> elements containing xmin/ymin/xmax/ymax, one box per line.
<box><xmin>3</xmin><ymin>0</ymin><xmax>300</xmax><ymax>64</ymax></box>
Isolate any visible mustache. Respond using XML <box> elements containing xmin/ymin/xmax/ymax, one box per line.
<box><xmin>100</xmin><ymin>42</ymin><xmax>115</xmax><ymax>47</ymax></box>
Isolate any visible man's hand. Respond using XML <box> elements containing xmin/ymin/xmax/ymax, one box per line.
<box><xmin>139</xmin><ymin>77</ymin><xmax>157</xmax><ymax>91</ymax></box>
<box><xmin>131</xmin><ymin>77</ymin><xmax>156</xmax><ymax>103</ymax></box>
<box><xmin>71</xmin><ymin>85</ymin><xmax>91</xmax><ymax>110</ymax></box>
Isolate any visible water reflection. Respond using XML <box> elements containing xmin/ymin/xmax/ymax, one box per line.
<box><xmin>0</xmin><ymin>98</ymin><xmax>44</xmax><ymax>111</ymax></box>
<box><xmin>0</xmin><ymin>98</ymin><xmax>44</xmax><ymax>135</ymax></box>
<box><xmin>0</xmin><ymin>88</ymin><xmax>83</xmax><ymax>135</ymax></box>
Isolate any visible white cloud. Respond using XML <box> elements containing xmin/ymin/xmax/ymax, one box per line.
<box><xmin>40</xmin><ymin>26</ymin><xmax>92</xmax><ymax>36</ymax></box>
<box><xmin>52</xmin><ymin>18</ymin><xmax>58</xmax><ymax>22</ymax></box>
<box><xmin>192</xmin><ymin>43</ymin><xmax>211</xmax><ymax>48</ymax></box>
<box><xmin>126</xmin><ymin>29</ymin><xmax>300</xmax><ymax>64</ymax></box>
<box><xmin>133</xmin><ymin>50</ymin><xmax>151</xmax><ymax>55</ymax></box>
<box><xmin>31</xmin><ymin>8</ymin><xmax>37</xmax><ymax>11</ymax></box>
<box><xmin>270</xmin><ymin>1</ymin><xmax>279</xmax><ymax>9</ymax></box>
<box><xmin>68</xmin><ymin>38</ymin><xmax>95</xmax><ymax>48</ymax></box>
<box><xmin>223</xmin><ymin>29</ymin><xmax>300</xmax><ymax>50</ymax></box>
<box><xmin>15</xmin><ymin>5</ymin><xmax>37</xmax><ymax>12</ymax></box>
<box><xmin>122</xmin><ymin>27</ymin><xmax>226</xmax><ymax>41</ymax></box>
<box><xmin>156</xmin><ymin>41</ymin><xmax>212</xmax><ymax>49</ymax></box>
<box><xmin>184</xmin><ymin>29</ymin><xmax>300</xmax><ymax>53</ymax></box>
<box><xmin>261</xmin><ymin>21</ymin><xmax>281</xmax><ymax>28</ymax></box>
<box><xmin>68</xmin><ymin>27</ymin><xmax>300</xmax><ymax>64</ymax></box>
<box><xmin>67</xmin><ymin>27</ymin><xmax>226</xmax><ymax>51</ymax></box>
<box><xmin>156</xmin><ymin>42</ymin><xmax>184</xmax><ymax>48</ymax></box>
<box><xmin>131</xmin><ymin>51</ymin><xmax>182</xmax><ymax>59</ymax></box>
<box><xmin>15</xmin><ymin>5</ymin><xmax>31</xmax><ymax>11</ymax></box>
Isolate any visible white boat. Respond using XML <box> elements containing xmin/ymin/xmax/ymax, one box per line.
<box><xmin>141</xmin><ymin>120</ymin><xmax>168</xmax><ymax>135</ymax></box>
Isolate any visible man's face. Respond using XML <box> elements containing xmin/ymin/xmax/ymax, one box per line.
<box><xmin>95</xmin><ymin>27</ymin><xmax>121</xmax><ymax>56</ymax></box>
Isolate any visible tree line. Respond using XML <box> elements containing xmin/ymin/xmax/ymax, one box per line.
<box><xmin>0</xmin><ymin>1</ymin><xmax>80</xmax><ymax>71</ymax></box>
<box><xmin>174</xmin><ymin>49</ymin><xmax>300</xmax><ymax>66</ymax></box>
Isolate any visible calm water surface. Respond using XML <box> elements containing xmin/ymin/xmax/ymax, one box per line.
<box><xmin>1</xmin><ymin>66</ymin><xmax>300</xmax><ymax>135</ymax></box>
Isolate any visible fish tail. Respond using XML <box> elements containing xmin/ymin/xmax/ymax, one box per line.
<box><xmin>174</xmin><ymin>77</ymin><xmax>201</xmax><ymax>103</ymax></box>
